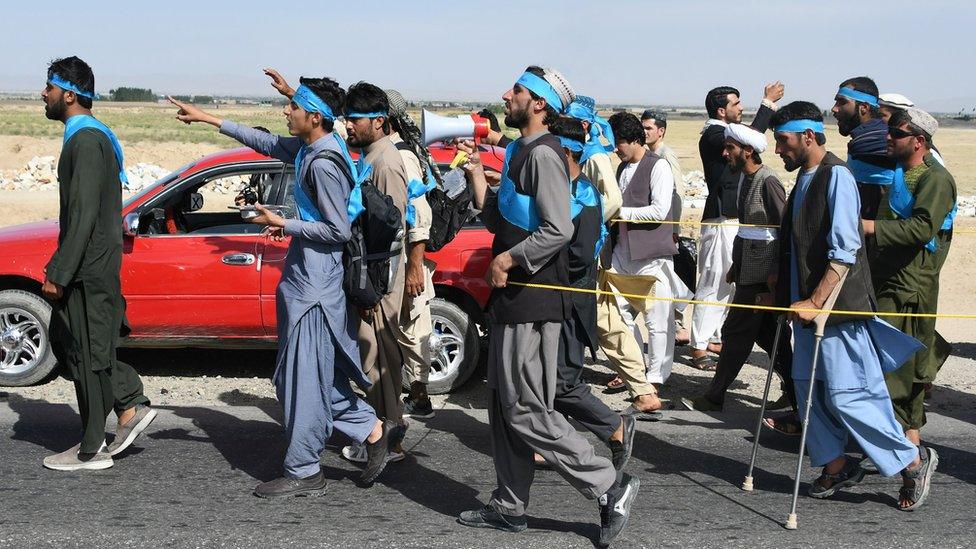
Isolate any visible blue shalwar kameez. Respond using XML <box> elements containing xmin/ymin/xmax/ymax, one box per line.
<box><xmin>220</xmin><ymin>121</ymin><xmax>377</xmax><ymax>478</ymax></box>
<box><xmin>789</xmin><ymin>164</ymin><xmax>920</xmax><ymax>477</ymax></box>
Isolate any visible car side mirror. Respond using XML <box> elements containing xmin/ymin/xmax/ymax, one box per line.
<box><xmin>122</xmin><ymin>212</ymin><xmax>140</xmax><ymax>237</ymax></box>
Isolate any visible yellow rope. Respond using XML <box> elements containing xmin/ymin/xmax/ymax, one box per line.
<box><xmin>507</xmin><ymin>281</ymin><xmax>976</xmax><ymax>319</ymax></box>
<box><xmin>610</xmin><ymin>218</ymin><xmax>976</xmax><ymax>234</ymax></box>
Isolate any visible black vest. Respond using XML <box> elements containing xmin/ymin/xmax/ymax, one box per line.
<box><xmin>777</xmin><ymin>152</ymin><xmax>876</xmax><ymax>326</ymax></box>
<box><xmin>488</xmin><ymin>133</ymin><xmax>571</xmax><ymax>324</ymax></box>
<box><xmin>612</xmin><ymin>152</ymin><xmax>677</xmax><ymax>262</ymax></box>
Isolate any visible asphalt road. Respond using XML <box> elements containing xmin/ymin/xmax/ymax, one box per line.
<box><xmin>1</xmin><ymin>394</ymin><xmax>974</xmax><ymax>548</ymax></box>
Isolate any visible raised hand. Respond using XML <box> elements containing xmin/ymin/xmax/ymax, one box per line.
<box><xmin>167</xmin><ymin>96</ymin><xmax>221</xmax><ymax>127</ymax></box>
<box><xmin>764</xmin><ymin>81</ymin><xmax>785</xmax><ymax>103</ymax></box>
<box><xmin>264</xmin><ymin>68</ymin><xmax>295</xmax><ymax>98</ymax></box>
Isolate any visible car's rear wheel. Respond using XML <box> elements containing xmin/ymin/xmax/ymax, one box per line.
<box><xmin>0</xmin><ymin>290</ymin><xmax>57</xmax><ymax>387</ymax></box>
<box><xmin>418</xmin><ymin>297</ymin><xmax>480</xmax><ymax>395</ymax></box>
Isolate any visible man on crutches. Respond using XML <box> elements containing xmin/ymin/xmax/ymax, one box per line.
<box><xmin>769</xmin><ymin>101</ymin><xmax>938</xmax><ymax>523</ymax></box>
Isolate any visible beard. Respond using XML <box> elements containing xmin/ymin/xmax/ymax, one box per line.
<box><xmin>835</xmin><ymin>111</ymin><xmax>858</xmax><ymax>136</ymax></box>
<box><xmin>503</xmin><ymin>106</ymin><xmax>529</xmax><ymax>129</ymax></box>
<box><xmin>44</xmin><ymin>96</ymin><xmax>66</xmax><ymax>121</ymax></box>
<box><xmin>781</xmin><ymin>153</ymin><xmax>804</xmax><ymax>172</ymax></box>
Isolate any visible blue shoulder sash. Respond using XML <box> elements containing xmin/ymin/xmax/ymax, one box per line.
<box><xmin>63</xmin><ymin>115</ymin><xmax>128</xmax><ymax>188</ymax></box>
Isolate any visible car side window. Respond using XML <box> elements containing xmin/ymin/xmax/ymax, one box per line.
<box><xmin>139</xmin><ymin>165</ymin><xmax>283</xmax><ymax>236</ymax></box>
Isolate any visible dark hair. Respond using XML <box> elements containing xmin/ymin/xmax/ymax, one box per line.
<box><xmin>548</xmin><ymin>116</ymin><xmax>586</xmax><ymax>161</ymax></box>
<box><xmin>607</xmin><ymin>112</ymin><xmax>644</xmax><ymax>144</ymax></box>
<box><xmin>771</xmin><ymin>101</ymin><xmax>827</xmax><ymax>145</ymax></box>
<box><xmin>298</xmin><ymin>76</ymin><xmax>344</xmax><ymax>133</ymax></box>
<box><xmin>345</xmin><ymin>81</ymin><xmax>390</xmax><ymax>133</ymax></box>
<box><xmin>522</xmin><ymin>65</ymin><xmax>559</xmax><ymax>125</ymax></box>
<box><xmin>640</xmin><ymin>109</ymin><xmax>667</xmax><ymax>128</ymax></box>
<box><xmin>47</xmin><ymin>56</ymin><xmax>95</xmax><ymax>109</ymax></box>
<box><xmin>839</xmin><ymin>76</ymin><xmax>880</xmax><ymax>118</ymax></box>
<box><xmin>705</xmin><ymin>86</ymin><xmax>739</xmax><ymax>119</ymax></box>
<box><xmin>888</xmin><ymin>110</ymin><xmax>933</xmax><ymax>149</ymax></box>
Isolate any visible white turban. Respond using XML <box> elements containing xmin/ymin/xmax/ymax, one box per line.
<box><xmin>879</xmin><ymin>93</ymin><xmax>914</xmax><ymax>110</ymax></box>
<box><xmin>724</xmin><ymin>123</ymin><xmax>767</xmax><ymax>154</ymax></box>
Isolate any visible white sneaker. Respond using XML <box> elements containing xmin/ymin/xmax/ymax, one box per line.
<box><xmin>43</xmin><ymin>443</ymin><xmax>114</xmax><ymax>471</ymax></box>
<box><xmin>341</xmin><ymin>443</ymin><xmax>368</xmax><ymax>463</ymax></box>
<box><xmin>342</xmin><ymin>443</ymin><xmax>405</xmax><ymax>463</ymax></box>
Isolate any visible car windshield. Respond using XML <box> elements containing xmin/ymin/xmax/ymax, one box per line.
<box><xmin>122</xmin><ymin>161</ymin><xmax>195</xmax><ymax>208</ymax></box>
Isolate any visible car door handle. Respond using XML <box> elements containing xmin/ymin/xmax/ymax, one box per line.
<box><xmin>222</xmin><ymin>253</ymin><xmax>256</xmax><ymax>266</ymax></box>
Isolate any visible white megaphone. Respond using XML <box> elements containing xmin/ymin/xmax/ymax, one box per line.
<box><xmin>421</xmin><ymin>109</ymin><xmax>490</xmax><ymax>145</ymax></box>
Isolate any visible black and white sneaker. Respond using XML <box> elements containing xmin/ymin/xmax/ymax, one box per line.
<box><xmin>598</xmin><ymin>473</ymin><xmax>641</xmax><ymax>547</ymax></box>
<box><xmin>403</xmin><ymin>396</ymin><xmax>435</xmax><ymax>419</ymax></box>
<box><xmin>457</xmin><ymin>505</ymin><xmax>527</xmax><ymax>533</ymax></box>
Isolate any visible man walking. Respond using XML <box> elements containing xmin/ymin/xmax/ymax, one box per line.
<box><xmin>456</xmin><ymin>66</ymin><xmax>639</xmax><ymax>547</ymax></box>
<box><xmin>863</xmin><ymin>107</ymin><xmax>955</xmax><ymax>508</ymax></box>
<box><xmin>681</xmin><ymin>124</ymin><xmax>794</xmax><ymax>420</ymax></box>
<box><xmin>169</xmin><ymin>72</ymin><xmax>395</xmax><ymax>495</ymax></box>
<box><xmin>771</xmin><ymin>101</ymin><xmax>936</xmax><ymax>510</ymax></box>
<box><xmin>691</xmin><ymin>83</ymin><xmax>783</xmax><ymax>369</ymax></box>
<box><xmin>41</xmin><ymin>56</ymin><xmax>155</xmax><ymax>471</ymax></box>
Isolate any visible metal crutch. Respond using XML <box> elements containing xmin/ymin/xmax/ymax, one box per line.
<box><xmin>785</xmin><ymin>270</ymin><xmax>849</xmax><ymax>530</ymax></box>
<box><xmin>742</xmin><ymin>315</ymin><xmax>786</xmax><ymax>492</ymax></box>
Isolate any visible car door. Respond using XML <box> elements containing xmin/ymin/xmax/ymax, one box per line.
<box><xmin>121</xmin><ymin>162</ymin><xmax>284</xmax><ymax>339</ymax></box>
<box><xmin>259</xmin><ymin>170</ymin><xmax>297</xmax><ymax>336</ymax></box>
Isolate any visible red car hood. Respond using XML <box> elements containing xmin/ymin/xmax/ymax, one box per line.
<box><xmin>0</xmin><ymin>220</ymin><xmax>59</xmax><ymax>257</ymax></box>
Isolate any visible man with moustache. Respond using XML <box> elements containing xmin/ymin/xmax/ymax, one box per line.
<box><xmin>169</xmin><ymin>73</ymin><xmax>395</xmax><ymax>495</ymax></box>
<box><xmin>456</xmin><ymin>66</ymin><xmax>639</xmax><ymax>546</ymax></box>
<box><xmin>339</xmin><ymin>82</ymin><xmax>412</xmax><ymax>464</ymax></box>
<box><xmin>681</xmin><ymin>124</ymin><xmax>795</xmax><ymax>421</ymax></box>
<box><xmin>831</xmin><ymin>76</ymin><xmax>895</xmax><ymax>220</ymax></box>
<box><xmin>769</xmin><ymin>101</ymin><xmax>936</xmax><ymax>509</ymax></box>
<box><xmin>862</xmin><ymin>107</ymin><xmax>955</xmax><ymax>509</ymax></box>
<box><xmin>40</xmin><ymin>56</ymin><xmax>155</xmax><ymax>472</ymax></box>
<box><xmin>690</xmin><ymin>83</ymin><xmax>784</xmax><ymax>370</ymax></box>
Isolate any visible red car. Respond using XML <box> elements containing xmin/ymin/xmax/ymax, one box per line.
<box><xmin>0</xmin><ymin>143</ymin><xmax>502</xmax><ymax>393</ymax></box>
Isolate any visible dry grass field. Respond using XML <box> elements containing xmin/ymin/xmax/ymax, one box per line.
<box><xmin>1</xmin><ymin>100</ymin><xmax>974</xmax><ymax>343</ymax></box>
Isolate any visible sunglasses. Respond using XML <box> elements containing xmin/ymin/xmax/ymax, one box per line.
<box><xmin>888</xmin><ymin>126</ymin><xmax>920</xmax><ymax>140</ymax></box>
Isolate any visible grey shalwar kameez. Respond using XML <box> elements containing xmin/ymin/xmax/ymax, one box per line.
<box><xmin>482</xmin><ymin>131</ymin><xmax>616</xmax><ymax>517</ymax></box>
<box><xmin>220</xmin><ymin>121</ymin><xmax>376</xmax><ymax>479</ymax></box>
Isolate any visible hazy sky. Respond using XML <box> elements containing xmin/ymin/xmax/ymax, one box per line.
<box><xmin>2</xmin><ymin>1</ymin><xmax>973</xmax><ymax>112</ymax></box>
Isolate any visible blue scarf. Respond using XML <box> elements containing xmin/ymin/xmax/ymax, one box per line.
<box><xmin>887</xmin><ymin>160</ymin><xmax>955</xmax><ymax>252</ymax></box>
<box><xmin>63</xmin><ymin>115</ymin><xmax>128</xmax><ymax>188</ymax></box>
<box><xmin>847</xmin><ymin>118</ymin><xmax>896</xmax><ymax>186</ymax></box>
<box><xmin>497</xmin><ymin>139</ymin><xmax>605</xmax><ymax>253</ymax></box>
<box><xmin>293</xmin><ymin>133</ymin><xmax>368</xmax><ymax>223</ymax></box>
<box><xmin>405</xmin><ymin>165</ymin><xmax>437</xmax><ymax>227</ymax></box>
<box><xmin>566</xmin><ymin>96</ymin><xmax>615</xmax><ymax>164</ymax></box>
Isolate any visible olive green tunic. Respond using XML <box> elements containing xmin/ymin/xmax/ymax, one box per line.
<box><xmin>46</xmin><ymin>127</ymin><xmax>147</xmax><ymax>453</ymax></box>
<box><xmin>871</xmin><ymin>153</ymin><xmax>956</xmax><ymax>430</ymax></box>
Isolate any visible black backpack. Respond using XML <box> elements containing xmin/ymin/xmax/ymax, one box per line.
<box><xmin>303</xmin><ymin>150</ymin><xmax>404</xmax><ymax>309</ymax></box>
<box><xmin>392</xmin><ymin>141</ymin><xmax>473</xmax><ymax>252</ymax></box>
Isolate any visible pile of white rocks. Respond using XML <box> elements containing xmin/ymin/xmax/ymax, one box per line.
<box><xmin>0</xmin><ymin>156</ymin><xmax>245</xmax><ymax>195</ymax></box>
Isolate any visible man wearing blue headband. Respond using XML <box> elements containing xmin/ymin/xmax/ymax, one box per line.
<box><xmin>168</xmin><ymin>72</ymin><xmax>396</xmax><ymax>496</ymax></box>
<box><xmin>690</xmin><ymin>82</ymin><xmax>784</xmax><ymax>370</ymax></box>
<box><xmin>771</xmin><ymin>101</ymin><xmax>935</xmax><ymax>510</ymax></box>
<box><xmin>456</xmin><ymin>66</ymin><xmax>639</xmax><ymax>546</ymax></box>
<box><xmin>40</xmin><ymin>56</ymin><xmax>155</xmax><ymax>472</ymax></box>
<box><xmin>537</xmin><ymin>115</ymin><xmax>636</xmax><ymax>475</ymax></box>
<box><xmin>832</xmin><ymin>76</ymin><xmax>895</xmax><ymax>220</ymax></box>
<box><xmin>339</xmin><ymin>82</ymin><xmax>411</xmax><ymax>466</ymax></box>
<box><xmin>861</xmin><ymin>108</ymin><xmax>954</xmax><ymax>510</ymax></box>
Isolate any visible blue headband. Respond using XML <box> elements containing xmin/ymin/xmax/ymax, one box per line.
<box><xmin>774</xmin><ymin>119</ymin><xmax>825</xmax><ymax>134</ymax></box>
<box><xmin>345</xmin><ymin>111</ymin><xmax>388</xmax><ymax>119</ymax></box>
<box><xmin>565</xmin><ymin>96</ymin><xmax>615</xmax><ymax>151</ymax></box>
<box><xmin>836</xmin><ymin>87</ymin><xmax>879</xmax><ymax>107</ymax></box>
<box><xmin>516</xmin><ymin>72</ymin><xmax>565</xmax><ymax>113</ymax></box>
<box><xmin>558</xmin><ymin>136</ymin><xmax>584</xmax><ymax>153</ymax></box>
<box><xmin>292</xmin><ymin>85</ymin><xmax>336</xmax><ymax>120</ymax></box>
<box><xmin>49</xmin><ymin>74</ymin><xmax>98</xmax><ymax>100</ymax></box>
